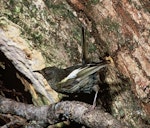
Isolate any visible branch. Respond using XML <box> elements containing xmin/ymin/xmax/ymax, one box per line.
<box><xmin>0</xmin><ymin>114</ymin><xmax>27</xmax><ymax>128</ymax></box>
<box><xmin>0</xmin><ymin>96</ymin><xmax>129</xmax><ymax>128</ymax></box>
<box><xmin>0</xmin><ymin>27</ymin><xmax>58</xmax><ymax>104</ymax></box>
<box><xmin>0</xmin><ymin>96</ymin><xmax>127</xmax><ymax>128</ymax></box>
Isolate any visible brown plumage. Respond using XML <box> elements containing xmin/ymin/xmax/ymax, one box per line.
<box><xmin>38</xmin><ymin>26</ymin><xmax>111</xmax><ymax>108</ymax></box>
<box><xmin>38</xmin><ymin>59</ymin><xmax>110</xmax><ymax>108</ymax></box>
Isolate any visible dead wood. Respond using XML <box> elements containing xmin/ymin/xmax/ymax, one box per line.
<box><xmin>0</xmin><ymin>95</ymin><xmax>128</xmax><ymax>128</ymax></box>
<box><xmin>0</xmin><ymin>29</ymin><xmax>59</xmax><ymax>105</ymax></box>
<box><xmin>0</xmin><ymin>113</ymin><xmax>27</xmax><ymax>128</ymax></box>
<box><xmin>0</xmin><ymin>0</ymin><xmax>150</xmax><ymax>127</ymax></box>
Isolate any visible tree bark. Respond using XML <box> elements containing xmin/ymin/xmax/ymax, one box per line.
<box><xmin>66</xmin><ymin>0</ymin><xmax>150</xmax><ymax>119</ymax></box>
<box><xmin>0</xmin><ymin>0</ymin><xmax>150</xmax><ymax>127</ymax></box>
<box><xmin>0</xmin><ymin>95</ymin><xmax>127</xmax><ymax>128</ymax></box>
<box><xmin>0</xmin><ymin>28</ymin><xmax>59</xmax><ymax>105</ymax></box>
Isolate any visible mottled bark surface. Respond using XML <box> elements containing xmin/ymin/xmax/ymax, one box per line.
<box><xmin>66</xmin><ymin>0</ymin><xmax>150</xmax><ymax>120</ymax></box>
<box><xmin>0</xmin><ymin>29</ymin><xmax>59</xmax><ymax>105</ymax></box>
<box><xmin>66</xmin><ymin>0</ymin><xmax>150</xmax><ymax>102</ymax></box>
<box><xmin>0</xmin><ymin>96</ymin><xmax>128</xmax><ymax>128</ymax></box>
<box><xmin>0</xmin><ymin>0</ymin><xmax>150</xmax><ymax>127</ymax></box>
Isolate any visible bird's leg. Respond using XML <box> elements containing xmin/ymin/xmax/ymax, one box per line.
<box><xmin>92</xmin><ymin>84</ymin><xmax>100</xmax><ymax>109</ymax></box>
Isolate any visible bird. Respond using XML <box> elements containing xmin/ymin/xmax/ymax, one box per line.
<box><xmin>38</xmin><ymin>59</ymin><xmax>110</xmax><ymax>108</ymax></box>
<box><xmin>37</xmin><ymin>26</ymin><xmax>111</xmax><ymax>108</ymax></box>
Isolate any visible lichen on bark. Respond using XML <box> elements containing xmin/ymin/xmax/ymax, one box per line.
<box><xmin>0</xmin><ymin>0</ymin><xmax>150</xmax><ymax>127</ymax></box>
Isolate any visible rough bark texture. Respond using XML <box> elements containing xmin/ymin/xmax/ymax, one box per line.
<box><xmin>66</xmin><ymin>0</ymin><xmax>150</xmax><ymax>121</ymax></box>
<box><xmin>0</xmin><ymin>0</ymin><xmax>150</xmax><ymax>127</ymax></box>
<box><xmin>66</xmin><ymin>0</ymin><xmax>150</xmax><ymax>103</ymax></box>
<box><xmin>0</xmin><ymin>29</ymin><xmax>59</xmax><ymax>105</ymax></box>
<box><xmin>0</xmin><ymin>96</ymin><xmax>127</xmax><ymax>128</ymax></box>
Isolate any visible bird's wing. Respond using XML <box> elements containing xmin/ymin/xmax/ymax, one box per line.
<box><xmin>76</xmin><ymin>64</ymin><xmax>108</xmax><ymax>80</ymax></box>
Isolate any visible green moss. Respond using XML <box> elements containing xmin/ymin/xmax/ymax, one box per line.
<box><xmin>72</xmin><ymin>27</ymin><xmax>82</xmax><ymax>43</ymax></box>
<box><xmin>89</xmin><ymin>0</ymin><xmax>100</xmax><ymax>5</ymax></box>
<box><xmin>1</xmin><ymin>0</ymin><xmax>82</xmax><ymax>67</ymax></box>
<box><xmin>49</xmin><ymin>21</ymin><xmax>56</xmax><ymax>26</ymax></box>
<box><xmin>45</xmin><ymin>1</ymin><xmax>65</xmax><ymax>15</ymax></box>
<box><xmin>45</xmin><ymin>0</ymin><xmax>76</xmax><ymax>21</ymax></box>
<box><xmin>66</xmin><ymin>10</ymin><xmax>75</xmax><ymax>20</ymax></box>
<box><xmin>101</xmin><ymin>17</ymin><xmax>120</xmax><ymax>33</ymax></box>
<box><xmin>31</xmin><ymin>32</ymin><xmax>43</xmax><ymax>43</ymax></box>
<box><xmin>88</xmin><ymin>43</ymin><xmax>97</xmax><ymax>53</ymax></box>
<box><xmin>14</xmin><ymin>6</ymin><xmax>21</xmax><ymax>13</ymax></box>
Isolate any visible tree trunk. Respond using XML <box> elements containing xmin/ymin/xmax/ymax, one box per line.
<box><xmin>0</xmin><ymin>0</ymin><xmax>149</xmax><ymax>127</ymax></box>
<box><xmin>66</xmin><ymin>0</ymin><xmax>150</xmax><ymax>116</ymax></box>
